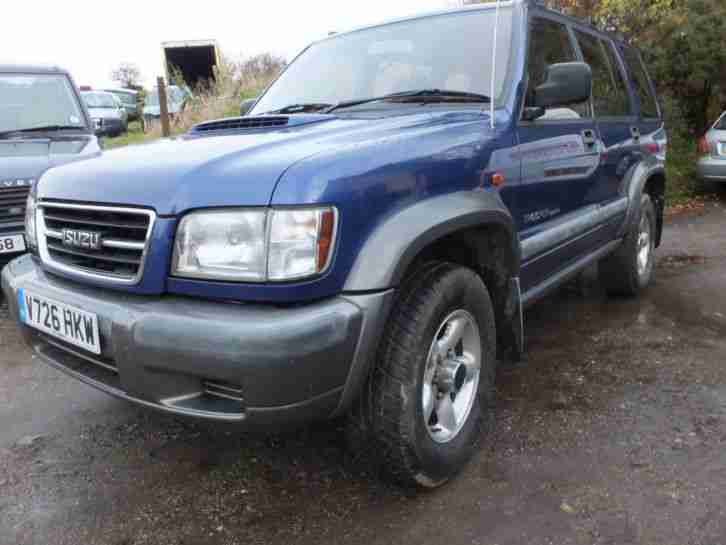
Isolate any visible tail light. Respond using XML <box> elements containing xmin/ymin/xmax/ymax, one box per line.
<box><xmin>698</xmin><ymin>136</ymin><xmax>712</xmax><ymax>156</ymax></box>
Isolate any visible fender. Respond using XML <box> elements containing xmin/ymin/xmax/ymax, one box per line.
<box><xmin>343</xmin><ymin>190</ymin><xmax>520</xmax><ymax>292</ymax></box>
<box><xmin>618</xmin><ymin>154</ymin><xmax>665</xmax><ymax>240</ymax></box>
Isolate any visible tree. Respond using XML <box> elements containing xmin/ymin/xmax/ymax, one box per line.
<box><xmin>111</xmin><ymin>63</ymin><xmax>142</xmax><ymax>89</ymax></box>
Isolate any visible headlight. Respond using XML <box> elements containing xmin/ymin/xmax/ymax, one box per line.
<box><xmin>171</xmin><ymin>207</ymin><xmax>336</xmax><ymax>282</ymax></box>
<box><xmin>25</xmin><ymin>193</ymin><xmax>37</xmax><ymax>251</ymax></box>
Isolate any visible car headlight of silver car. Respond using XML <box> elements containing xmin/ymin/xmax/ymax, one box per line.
<box><xmin>171</xmin><ymin>207</ymin><xmax>337</xmax><ymax>282</ymax></box>
<box><xmin>25</xmin><ymin>192</ymin><xmax>37</xmax><ymax>251</ymax></box>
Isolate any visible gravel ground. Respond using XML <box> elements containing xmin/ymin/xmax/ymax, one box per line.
<box><xmin>1</xmin><ymin>201</ymin><xmax>726</xmax><ymax>545</ymax></box>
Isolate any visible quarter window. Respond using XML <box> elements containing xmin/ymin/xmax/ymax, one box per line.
<box><xmin>526</xmin><ymin>17</ymin><xmax>589</xmax><ymax>119</ymax></box>
<box><xmin>574</xmin><ymin>31</ymin><xmax>632</xmax><ymax>117</ymax></box>
<box><xmin>622</xmin><ymin>47</ymin><xmax>659</xmax><ymax>119</ymax></box>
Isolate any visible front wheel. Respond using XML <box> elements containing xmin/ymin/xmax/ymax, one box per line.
<box><xmin>599</xmin><ymin>193</ymin><xmax>656</xmax><ymax>296</ymax></box>
<box><xmin>365</xmin><ymin>263</ymin><xmax>496</xmax><ymax>488</ymax></box>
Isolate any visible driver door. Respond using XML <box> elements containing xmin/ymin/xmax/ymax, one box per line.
<box><xmin>516</xmin><ymin>15</ymin><xmax>606</xmax><ymax>293</ymax></box>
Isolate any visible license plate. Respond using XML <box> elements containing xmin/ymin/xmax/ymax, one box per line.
<box><xmin>0</xmin><ymin>235</ymin><xmax>25</xmax><ymax>254</ymax></box>
<box><xmin>18</xmin><ymin>289</ymin><xmax>101</xmax><ymax>355</ymax></box>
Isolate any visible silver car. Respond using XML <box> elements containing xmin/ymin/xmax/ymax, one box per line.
<box><xmin>81</xmin><ymin>91</ymin><xmax>128</xmax><ymax>137</ymax></box>
<box><xmin>697</xmin><ymin>112</ymin><xmax>726</xmax><ymax>182</ymax></box>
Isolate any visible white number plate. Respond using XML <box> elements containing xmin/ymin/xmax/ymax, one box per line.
<box><xmin>0</xmin><ymin>235</ymin><xmax>25</xmax><ymax>254</ymax></box>
<box><xmin>18</xmin><ymin>289</ymin><xmax>101</xmax><ymax>355</ymax></box>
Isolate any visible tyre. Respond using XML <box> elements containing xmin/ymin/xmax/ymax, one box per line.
<box><xmin>365</xmin><ymin>262</ymin><xmax>496</xmax><ymax>488</ymax></box>
<box><xmin>599</xmin><ymin>193</ymin><xmax>656</xmax><ymax>296</ymax></box>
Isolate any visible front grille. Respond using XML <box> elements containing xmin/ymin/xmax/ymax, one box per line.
<box><xmin>38</xmin><ymin>202</ymin><xmax>155</xmax><ymax>284</ymax></box>
<box><xmin>0</xmin><ymin>186</ymin><xmax>29</xmax><ymax>225</ymax></box>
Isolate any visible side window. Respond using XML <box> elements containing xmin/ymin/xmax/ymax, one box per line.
<box><xmin>574</xmin><ymin>30</ymin><xmax>632</xmax><ymax>117</ymax></box>
<box><xmin>527</xmin><ymin>17</ymin><xmax>589</xmax><ymax>119</ymax></box>
<box><xmin>622</xmin><ymin>47</ymin><xmax>659</xmax><ymax>119</ymax></box>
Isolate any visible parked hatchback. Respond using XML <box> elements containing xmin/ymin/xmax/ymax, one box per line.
<box><xmin>697</xmin><ymin>112</ymin><xmax>726</xmax><ymax>182</ymax></box>
<box><xmin>3</xmin><ymin>0</ymin><xmax>666</xmax><ymax>487</ymax></box>
<box><xmin>0</xmin><ymin>65</ymin><xmax>101</xmax><ymax>268</ymax></box>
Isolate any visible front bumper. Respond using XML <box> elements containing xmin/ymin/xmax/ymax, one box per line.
<box><xmin>96</xmin><ymin>118</ymin><xmax>124</xmax><ymax>135</ymax></box>
<box><xmin>697</xmin><ymin>156</ymin><xmax>726</xmax><ymax>181</ymax></box>
<box><xmin>2</xmin><ymin>255</ymin><xmax>392</xmax><ymax>425</ymax></box>
<box><xmin>0</xmin><ymin>225</ymin><xmax>26</xmax><ymax>267</ymax></box>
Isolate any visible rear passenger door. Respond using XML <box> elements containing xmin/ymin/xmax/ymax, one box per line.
<box><xmin>571</xmin><ymin>29</ymin><xmax>634</xmax><ymax>237</ymax></box>
<box><xmin>516</xmin><ymin>16</ymin><xmax>605</xmax><ymax>292</ymax></box>
<box><xmin>620</xmin><ymin>46</ymin><xmax>663</xmax><ymax>147</ymax></box>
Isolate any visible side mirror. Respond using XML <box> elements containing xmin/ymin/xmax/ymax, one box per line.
<box><xmin>240</xmin><ymin>97</ymin><xmax>258</xmax><ymax>116</ymax></box>
<box><xmin>532</xmin><ymin>62</ymin><xmax>592</xmax><ymax>109</ymax></box>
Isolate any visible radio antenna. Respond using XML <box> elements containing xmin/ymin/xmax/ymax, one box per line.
<box><xmin>490</xmin><ymin>0</ymin><xmax>501</xmax><ymax>129</ymax></box>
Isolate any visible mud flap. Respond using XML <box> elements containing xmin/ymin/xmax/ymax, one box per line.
<box><xmin>497</xmin><ymin>277</ymin><xmax>524</xmax><ymax>364</ymax></box>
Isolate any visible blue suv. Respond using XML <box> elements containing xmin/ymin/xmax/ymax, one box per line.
<box><xmin>2</xmin><ymin>0</ymin><xmax>666</xmax><ymax>487</ymax></box>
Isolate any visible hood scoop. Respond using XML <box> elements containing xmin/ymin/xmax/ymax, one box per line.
<box><xmin>189</xmin><ymin>114</ymin><xmax>334</xmax><ymax>135</ymax></box>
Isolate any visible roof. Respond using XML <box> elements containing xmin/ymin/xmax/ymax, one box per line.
<box><xmin>0</xmin><ymin>64</ymin><xmax>69</xmax><ymax>75</ymax></box>
<box><xmin>102</xmin><ymin>87</ymin><xmax>139</xmax><ymax>95</ymax></box>
<box><xmin>317</xmin><ymin>0</ymin><xmax>519</xmax><ymax>45</ymax></box>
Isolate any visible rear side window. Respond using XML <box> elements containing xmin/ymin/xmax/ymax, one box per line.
<box><xmin>527</xmin><ymin>17</ymin><xmax>589</xmax><ymax>118</ymax></box>
<box><xmin>574</xmin><ymin>30</ymin><xmax>632</xmax><ymax>117</ymax></box>
<box><xmin>622</xmin><ymin>47</ymin><xmax>659</xmax><ymax>119</ymax></box>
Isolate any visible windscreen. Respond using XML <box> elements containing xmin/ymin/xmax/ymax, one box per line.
<box><xmin>0</xmin><ymin>74</ymin><xmax>85</xmax><ymax>132</ymax></box>
<box><xmin>251</xmin><ymin>7</ymin><xmax>514</xmax><ymax>115</ymax></box>
<box><xmin>83</xmin><ymin>92</ymin><xmax>117</xmax><ymax>108</ymax></box>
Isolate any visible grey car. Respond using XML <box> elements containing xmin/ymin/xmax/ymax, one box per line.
<box><xmin>82</xmin><ymin>91</ymin><xmax>127</xmax><ymax>137</ymax></box>
<box><xmin>102</xmin><ymin>88</ymin><xmax>140</xmax><ymax>121</ymax></box>
<box><xmin>697</xmin><ymin>112</ymin><xmax>726</xmax><ymax>182</ymax></box>
<box><xmin>143</xmin><ymin>85</ymin><xmax>190</xmax><ymax>126</ymax></box>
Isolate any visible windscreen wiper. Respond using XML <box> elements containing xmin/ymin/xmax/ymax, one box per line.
<box><xmin>325</xmin><ymin>89</ymin><xmax>491</xmax><ymax>113</ymax></box>
<box><xmin>265</xmin><ymin>103</ymin><xmax>334</xmax><ymax>115</ymax></box>
<box><xmin>0</xmin><ymin>125</ymin><xmax>86</xmax><ymax>139</ymax></box>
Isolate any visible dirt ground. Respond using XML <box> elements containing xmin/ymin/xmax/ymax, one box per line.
<box><xmin>2</xmin><ymin>201</ymin><xmax>726</xmax><ymax>545</ymax></box>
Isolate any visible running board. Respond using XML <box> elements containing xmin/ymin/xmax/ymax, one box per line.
<box><xmin>521</xmin><ymin>239</ymin><xmax>622</xmax><ymax>308</ymax></box>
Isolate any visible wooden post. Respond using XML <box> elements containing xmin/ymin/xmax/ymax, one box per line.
<box><xmin>157</xmin><ymin>76</ymin><xmax>170</xmax><ymax>137</ymax></box>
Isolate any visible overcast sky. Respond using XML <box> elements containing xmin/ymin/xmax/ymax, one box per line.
<box><xmin>2</xmin><ymin>0</ymin><xmax>461</xmax><ymax>88</ymax></box>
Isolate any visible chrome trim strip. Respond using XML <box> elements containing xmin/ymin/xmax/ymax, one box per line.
<box><xmin>45</xmin><ymin>228</ymin><xmax>145</xmax><ymax>251</ymax></box>
<box><xmin>521</xmin><ymin>198</ymin><xmax>627</xmax><ymax>262</ymax></box>
<box><xmin>37</xmin><ymin>202</ymin><xmax>156</xmax><ymax>286</ymax></box>
<box><xmin>203</xmin><ymin>389</ymin><xmax>245</xmax><ymax>402</ymax></box>
<box><xmin>102</xmin><ymin>239</ymin><xmax>146</xmax><ymax>251</ymax></box>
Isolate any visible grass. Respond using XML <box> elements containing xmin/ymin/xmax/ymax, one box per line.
<box><xmin>665</xmin><ymin>138</ymin><xmax>700</xmax><ymax>205</ymax></box>
<box><xmin>103</xmin><ymin>121</ymin><xmax>153</xmax><ymax>149</ymax></box>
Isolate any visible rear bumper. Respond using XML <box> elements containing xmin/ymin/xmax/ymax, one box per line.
<box><xmin>2</xmin><ymin>255</ymin><xmax>393</xmax><ymax>426</ymax></box>
<box><xmin>697</xmin><ymin>156</ymin><xmax>726</xmax><ymax>181</ymax></box>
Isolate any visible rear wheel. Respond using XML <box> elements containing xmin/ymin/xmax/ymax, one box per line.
<box><xmin>364</xmin><ymin>262</ymin><xmax>496</xmax><ymax>488</ymax></box>
<box><xmin>599</xmin><ymin>193</ymin><xmax>656</xmax><ymax>296</ymax></box>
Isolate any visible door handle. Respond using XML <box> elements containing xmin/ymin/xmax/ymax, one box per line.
<box><xmin>581</xmin><ymin>129</ymin><xmax>597</xmax><ymax>150</ymax></box>
<box><xmin>630</xmin><ymin>126</ymin><xmax>641</xmax><ymax>142</ymax></box>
